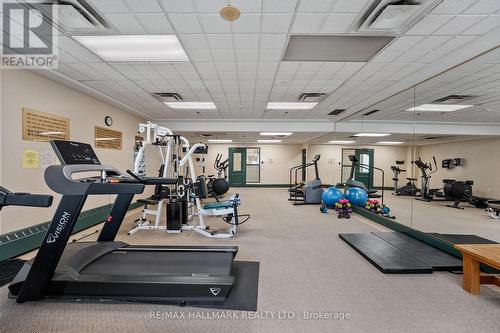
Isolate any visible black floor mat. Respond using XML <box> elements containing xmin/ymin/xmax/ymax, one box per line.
<box><xmin>0</xmin><ymin>259</ymin><xmax>25</xmax><ymax>287</ymax></box>
<box><xmin>428</xmin><ymin>233</ymin><xmax>497</xmax><ymax>244</ymax></box>
<box><xmin>188</xmin><ymin>261</ymin><xmax>259</xmax><ymax>311</ymax></box>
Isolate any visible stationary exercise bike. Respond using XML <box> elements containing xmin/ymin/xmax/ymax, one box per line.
<box><xmin>391</xmin><ymin>165</ymin><xmax>418</xmax><ymax>196</ymax></box>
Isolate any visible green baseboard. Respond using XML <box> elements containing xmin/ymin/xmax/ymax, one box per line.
<box><xmin>0</xmin><ymin>201</ymin><xmax>142</xmax><ymax>262</ymax></box>
<box><xmin>352</xmin><ymin>206</ymin><xmax>499</xmax><ymax>274</ymax></box>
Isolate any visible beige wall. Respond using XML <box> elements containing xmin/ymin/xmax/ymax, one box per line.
<box><xmin>415</xmin><ymin>137</ymin><xmax>500</xmax><ymax>198</ymax></box>
<box><xmin>0</xmin><ymin>70</ymin><xmax>150</xmax><ymax>234</ymax></box>
<box><xmin>307</xmin><ymin>144</ymin><xmax>408</xmax><ymax>187</ymax></box>
<box><xmin>188</xmin><ymin>143</ymin><xmax>303</xmax><ymax>185</ymax></box>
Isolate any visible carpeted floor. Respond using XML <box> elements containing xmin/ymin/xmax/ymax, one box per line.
<box><xmin>1</xmin><ymin>188</ymin><xmax>499</xmax><ymax>333</ymax></box>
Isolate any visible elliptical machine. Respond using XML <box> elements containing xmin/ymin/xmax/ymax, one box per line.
<box><xmin>288</xmin><ymin>154</ymin><xmax>323</xmax><ymax>205</ymax></box>
<box><xmin>414</xmin><ymin>156</ymin><xmax>438</xmax><ymax>202</ymax></box>
<box><xmin>391</xmin><ymin>165</ymin><xmax>418</xmax><ymax>196</ymax></box>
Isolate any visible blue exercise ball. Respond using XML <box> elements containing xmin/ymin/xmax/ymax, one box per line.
<box><xmin>345</xmin><ymin>187</ymin><xmax>368</xmax><ymax>207</ymax></box>
<box><xmin>322</xmin><ymin>187</ymin><xmax>344</xmax><ymax>207</ymax></box>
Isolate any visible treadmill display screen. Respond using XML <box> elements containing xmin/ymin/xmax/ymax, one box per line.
<box><xmin>51</xmin><ymin>140</ymin><xmax>101</xmax><ymax>165</ymax></box>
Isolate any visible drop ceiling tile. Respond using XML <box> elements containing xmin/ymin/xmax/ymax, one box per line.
<box><xmin>169</xmin><ymin>14</ymin><xmax>203</xmax><ymax>33</ymax></box>
<box><xmin>321</xmin><ymin>14</ymin><xmax>357</xmax><ymax>33</ymax></box>
<box><xmin>260</xmin><ymin>34</ymin><xmax>287</xmax><ymax>49</ymax></box>
<box><xmin>193</xmin><ymin>0</ymin><xmax>227</xmax><ymax>12</ymax></box>
<box><xmin>187</xmin><ymin>49</ymin><xmax>212</xmax><ymax>62</ymax></box>
<box><xmin>216</xmin><ymin>61</ymin><xmax>237</xmax><ymax>71</ymax></box>
<box><xmin>258</xmin><ymin>62</ymin><xmax>279</xmax><ymax>72</ymax></box>
<box><xmin>239</xmin><ymin>72</ymin><xmax>257</xmax><ymax>80</ymax></box>
<box><xmin>236</xmin><ymin>49</ymin><xmax>259</xmax><ymax>61</ymax></box>
<box><xmin>263</xmin><ymin>0</ymin><xmax>297</xmax><ymax>13</ymax></box>
<box><xmin>291</xmin><ymin>13</ymin><xmax>325</xmax><ymax>33</ymax></box>
<box><xmin>59</xmin><ymin>51</ymin><xmax>79</xmax><ymax>63</ymax></box>
<box><xmin>386</xmin><ymin>35</ymin><xmax>425</xmax><ymax>51</ymax></box>
<box><xmin>105</xmin><ymin>13</ymin><xmax>146</xmax><ymax>33</ymax></box>
<box><xmin>433</xmin><ymin>15</ymin><xmax>486</xmax><ymax>35</ymax></box>
<box><xmin>124</xmin><ymin>0</ymin><xmax>162</xmax><ymax>12</ymax></box>
<box><xmin>431</xmin><ymin>0</ymin><xmax>479</xmax><ymax>14</ymax></box>
<box><xmin>66</xmin><ymin>48</ymin><xmax>102</xmax><ymax>62</ymax></box>
<box><xmin>179</xmin><ymin>34</ymin><xmax>209</xmax><ymax>49</ymax></box>
<box><xmin>259</xmin><ymin>48</ymin><xmax>283</xmax><ymax>61</ymax></box>
<box><xmin>410</xmin><ymin>35</ymin><xmax>452</xmax><ymax>51</ymax></box>
<box><xmin>231</xmin><ymin>14</ymin><xmax>261</xmax><ymax>33</ymax></box>
<box><xmin>461</xmin><ymin>15</ymin><xmax>500</xmax><ymax>35</ymax></box>
<box><xmin>298</xmin><ymin>0</ymin><xmax>333</xmax><ymax>13</ymax></box>
<box><xmin>207</xmin><ymin>34</ymin><xmax>233</xmax><ymax>49</ymax></box>
<box><xmin>194</xmin><ymin>62</ymin><xmax>217</xmax><ymax>72</ymax></box>
<box><xmin>331</xmin><ymin>0</ymin><xmax>369</xmax><ymax>13</ymax></box>
<box><xmin>87</xmin><ymin>0</ymin><xmax>129</xmax><ymax>13</ymax></box>
<box><xmin>233</xmin><ymin>34</ymin><xmax>260</xmax><ymax>49</ymax></box>
<box><xmin>231</xmin><ymin>0</ymin><xmax>263</xmax><ymax>13</ymax></box>
<box><xmin>405</xmin><ymin>14</ymin><xmax>455</xmax><ymax>35</ymax></box>
<box><xmin>211</xmin><ymin>49</ymin><xmax>235</xmax><ymax>61</ymax></box>
<box><xmin>158</xmin><ymin>0</ymin><xmax>195</xmax><ymax>12</ymax></box>
<box><xmin>237</xmin><ymin>62</ymin><xmax>258</xmax><ymax>72</ymax></box>
<box><xmin>136</xmin><ymin>14</ymin><xmax>174</xmax><ymax>33</ymax></box>
<box><xmin>395</xmin><ymin>51</ymin><xmax>427</xmax><ymax>62</ymax></box>
<box><xmin>464</xmin><ymin>0</ymin><xmax>500</xmax><ymax>14</ymax></box>
<box><xmin>370</xmin><ymin>50</ymin><xmax>404</xmax><ymax>62</ymax></box>
<box><xmin>261</xmin><ymin>14</ymin><xmax>293</xmax><ymax>33</ymax></box>
<box><xmin>435</xmin><ymin>35</ymin><xmax>477</xmax><ymax>51</ymax></box>
<box><xmin>198</xmin><ymin>14</ymin><xmax>231</xmax><ymax>33</ymax></box>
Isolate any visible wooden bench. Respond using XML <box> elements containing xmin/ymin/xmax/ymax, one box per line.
<box><xmin>453</xmin><ymin>244</ymin><xmax>500</xmax><ymax>295</ymax></box>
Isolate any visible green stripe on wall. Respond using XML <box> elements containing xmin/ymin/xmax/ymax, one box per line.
<box><xmin>0</xmin><ymin>201</ymin><xmax>142</xmax><ymax>262</ymax></box>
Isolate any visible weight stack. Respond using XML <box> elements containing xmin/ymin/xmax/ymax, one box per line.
<box><xmin>166</xmin><ymin>200</ymin><xmax>183</xmax><ymax>233</ymax></box>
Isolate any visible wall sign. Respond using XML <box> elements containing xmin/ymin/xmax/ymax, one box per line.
<box><xmin>94</xmin><ymin>126</ymin><xmax>123</xmax><ymax>150</ymax></box>
<box><xmin>22</xmin><ymin>108</ymin><xmax>70</xmax><ymax>141</ymax></box>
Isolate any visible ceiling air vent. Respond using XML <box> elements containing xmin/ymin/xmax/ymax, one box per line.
<box><xmin>356</xmin><ymin>0</ymin><xmax>442</xmax><ymax>34</ymax></box>
<box><xmin>152</xmin><ymin>93</ymin><xmax>183</xmax><ymax>103</ymax></box>
<box><xmin>298</xmin><ymin>93</ymin><xmax>325</xmax><ymax>102</ymax></box>
<box><xmin>37</xmin><ymin>0</ymin><xmax>109</xmax><ymax>32</ymax></box>
<box><xmin>433</xmin><ymin>95</ymin><xmax>476</xmax><ymax>104</ymax></box>
<box><xmin>328</xmin><ymin>109</ymin><xmax>346</xmax><ymax>116</ymax></box>
<box><xmin>363</xmin><ymin>109</ymin><xmax>380</xmax><ymax>116</ymax></box>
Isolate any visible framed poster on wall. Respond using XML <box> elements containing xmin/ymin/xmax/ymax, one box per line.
<box><xmin>22</xmin><ymin>108</ymin><xmax>70</xmax><ymax>141</ymax></box>
<box><xmin>94</xmin><ymin>126</ymin><xmax>123</xmax><ymax>150</ymax></box>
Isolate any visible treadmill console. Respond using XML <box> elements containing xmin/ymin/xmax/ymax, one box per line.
<box><xmin>51</xmin><ymin>140</ymin><xmax>101</xmax><ymax>165</ymax></box>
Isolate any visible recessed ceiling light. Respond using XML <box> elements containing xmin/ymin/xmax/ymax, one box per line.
<box><xmin>377</xmin><ymin>141</ymin><xmax>404</xmax><ymax>145</ymax></box>
<box><xmin>208</xmin><ymin>139</ymin><xmax>232</xmax><ymax>143</ymax></box>
<box><xmin>165</xmin><ymin>102</ymin><xmax>217</xmax><ymax>110</ymax></box>
<box><xmin>406</xmin><ymin>104</ymin><xmax>473</xmax><ymax>112</ymax></box>
<box><xmin>354</xmin><ymin>133</ymin><xmax>391</xmax><ymax>137</ymax></box>
<box><xmin>266</xmin><ymin>102</ymin><xmax>318</xmax><ymax>110</ymax></box>
<box><xmin>259</xmin><ymin>132</ymin><xmax>293</xmax><ymax>136</ymax></box>
<box><xmin>328</xmin><ymin>140</ymin><xmax>355</xmax><ymax>144</ymax></box>
<box><xmin>73</xmin><ymin>35</ymin><xmax>189</xmax><ymax>62</ymax></box>
<box><xmin>258</xmin><ymin>139</ymin><xmax>282</xmax><ymax>143</ymax></box>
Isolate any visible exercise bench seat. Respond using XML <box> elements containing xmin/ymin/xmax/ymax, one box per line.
<box><xmin>453</xmin><ymin>244</ymin><xmax>500</xmax><ymax>295</ymax></box>
<box><xmin>137</xmin><ymin>198</ymin><xmax>159</xmax><ymax>205</ymax></box>
<box><xmin>203</xmin><ymin>201</ymin><xmax>233</xmax><ymax>210</ymax></box>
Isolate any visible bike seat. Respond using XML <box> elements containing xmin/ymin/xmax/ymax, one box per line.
<box><xmin>406</xmin><ymin>178</ymin><xmax>417</xmax><ymax>181</ymax></box>
<box><xmin>207</xmin><ymin>175</ymin><xmax>215</xmax><ymax>178</ymax></box>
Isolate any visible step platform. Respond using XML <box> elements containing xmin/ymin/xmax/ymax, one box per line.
<box><xmin>427</xmin><ymin>233</ymin><xmax>498</xmax><ymax>245</ymax></box>
<box><xmin>339</xmin><ymin>232</ymin><xmax>462</xmax><ymax>274</ymax></box>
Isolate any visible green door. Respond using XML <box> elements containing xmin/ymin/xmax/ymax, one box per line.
<box><xmin>228</xmin><ymin>148</ymin><xmax>246</xmax><ymax>186</ymax></box>
<box><xmin>354</xmin><ymin>149</ymin><xmax>374</xmax><ymax>189</ymax></box>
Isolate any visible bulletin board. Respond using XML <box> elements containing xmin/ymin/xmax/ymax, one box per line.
<box><xmin>22</xmin><ymin>108</ymin><xmax>70</xmax><ymax>141</ymax></box>
<box><xmin>94</xmin><ymin>126</ymin><xmax>123</xmax><ymax>150</ymax></box>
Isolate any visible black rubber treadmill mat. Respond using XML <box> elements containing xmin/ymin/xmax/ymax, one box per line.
<box><xmin>427</xmin><ymin>233</ymin><xmax>498</xmax><ymax>244</ymax></box>
<box><xmin>373</xmin><ymin>232</ymin><xmax>462</xmax><ymax>271</ymax></box>
<box><xmin>188</xmin><ymin>261</ymin><xmax>259</xmax><ymax>311</ymax></box>
<box><xmin>339</xmin><ymin>233</ymin><xmax>433</xmax><ymax>274</ymax></box>
<box><xmin>0</xmin><ymin>259</ymin><xmax>26</xmax><ymax>287</ymax></box>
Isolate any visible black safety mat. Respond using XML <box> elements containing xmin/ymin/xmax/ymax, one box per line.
<box><xmin>0</xmin><ymin>259</ymin><xmax>25</xmax><ymax>287</ymax></box>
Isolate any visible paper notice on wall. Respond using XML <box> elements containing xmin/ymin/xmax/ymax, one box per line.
<box><xmin>41</xmin><ymin>149</ymin><xmax>55</xmax><ymax>168</ymax></box>
<box><xmin>23</xmin><ymin>149</ymin><xmax>40</xmax><ymax>168</ymax></box>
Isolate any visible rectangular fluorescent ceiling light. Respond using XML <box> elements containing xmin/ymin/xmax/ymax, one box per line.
<box><xmin>266</xmin><ymin>102</ymin><xmax>317</xmax><ymax>110</ymax></box>
<box><xmin>354</xmin><ymin>133</ymin><xmax>391</xmax><ymax>137</ymax></box>
<box><xmin>73</xmin><ymin>35</ymin><xmax>189</xmax><ymax>62</ymax></box>
<box><xmin>165</xmin><ymin>102</ymin><xmax>217</xmax><ymax>110</ymax></box>
<box><xmin>260</xmin><ymin>132</ymin><xmax>293</xmax><ymax>136</ymax></box>
<box><xmin>284</xmin><ymin>35</ymin><xmax>394</xmax><ymax>62</ymax></box>
<box><xmin>406</xmin><ymin>104</ymin><xmax>473</xmax><ymax>112</ymax></box>
<box><xmin>329</xmin><ymin>140</ymin><xmax>355</xmax><ymax>144</ymax></box>
<box><xmin>377</xmin><ymin>141</ymin><xmax>404</xmax><ymax>145</ymax></box>
<box><xmin>208</xmin><ymin>139</ymin><xmax>232</xmax><ymax>143</ymax></box>
<box><xmin>258</xmin><ymin>139</ymin><xmax>282</xmax><ymax>143</ymax></box>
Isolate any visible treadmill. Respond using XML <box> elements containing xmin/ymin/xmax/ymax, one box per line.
<box><xmin>9</xmin><ymin>140</ymin><xmax>238</xmax><ymax>303</ymax></box>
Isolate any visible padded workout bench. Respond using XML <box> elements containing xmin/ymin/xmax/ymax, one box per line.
<box><xmin>454</xmin><ymin>244</ymin><xmax>500</xmax><ymax>295</ymax></box>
